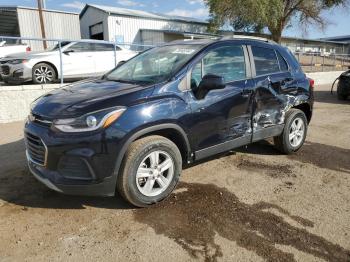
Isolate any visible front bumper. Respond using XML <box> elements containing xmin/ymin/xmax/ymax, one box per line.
<box><xmin>0</xmin><ymin>62</ymin><xmax>32</xmax><ymax>83</ymax></box>
<box><xmin>27</xmin><ymin>158</ymin><xmax>118</xmax><ymax>196</ymax></box>
<box><xmin>24</xmin><ymin>120</ymin><xmax>127</xmax><ymax>196</ymax></box>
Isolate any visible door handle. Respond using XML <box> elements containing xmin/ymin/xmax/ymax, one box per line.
<box><xmin>241</xmin><ymin>89</ymin><xmax>253</xmax><ymax>96</ymax></box>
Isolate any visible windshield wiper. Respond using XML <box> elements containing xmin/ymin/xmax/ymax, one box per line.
<box><xmin>107</xmin><ymin>78</ymin><xmax>151</xmax><ymax>85</ymax></box>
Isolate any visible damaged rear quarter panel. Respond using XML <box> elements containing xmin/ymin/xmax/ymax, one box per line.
<box><xmin>252</xmin><ymin>71</ymin><xmax>311</xmax><ymax>134</ymax></box>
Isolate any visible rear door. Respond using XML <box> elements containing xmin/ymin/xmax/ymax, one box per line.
<box><xmin>249</xmin><ymin>45</ymin><xmax>298</xmax><ymax>141</ymax></box>
<box><xmin>186</xmin><ymin>43</ymin><xmax>255</xmax><ymax>159</ymax></box>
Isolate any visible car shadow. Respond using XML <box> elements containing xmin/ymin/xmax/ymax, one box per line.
<box><xmin>313</xmin><ymin>90</ymin><xmax>349</xmax><ymax>104</ymax></box>
<box><xmin>1</xmin><ymin>135</ymin><xmax>349</xmax><ymax>211</ymax></box>
<box><xmin>186</xmin><ymin>139</ymin><xmax>350</xmax><ymax>174</ymax></box>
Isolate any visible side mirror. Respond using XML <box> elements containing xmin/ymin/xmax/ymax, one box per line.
<box><xmin>199</xmin><ymin>74</ymin><xmax>225</xmax><ymax>90</ymax></box>
<box><xmin>117</xmin><ymin>61</ymin><xmax>126</xmax><ymax>67</ymax></box>
<box><xmin>63</xmin><ymin>49</ymin><xmax>74</xmax><ymax>55</ymax></box>
<box><xmin>195</xmin><ymin>74</ymin><xmax>225</xmax><ymax>99</ymax></box>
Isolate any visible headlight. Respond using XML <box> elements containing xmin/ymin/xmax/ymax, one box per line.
<box><xmin>53</xmin><ymin>107</ymin><xmax>126</xmax><ymax>133</ymax></box>
<box><xmin>8</xmin><ymin>59</ymin><xmax>27</xmax><ymax>65</ymax></box>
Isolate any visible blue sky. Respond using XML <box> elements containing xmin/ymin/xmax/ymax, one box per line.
<box><xmin>2</xmin><ymin>0</ymin><xmax>349</xmax><ymax>39</ymax></box>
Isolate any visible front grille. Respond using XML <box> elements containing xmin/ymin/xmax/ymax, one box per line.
<box><xmin>1</xmin><ymin>65</ymin><xmax>9</xmax><ymax>75</ymax></box>
<box><xmin>25</xmin><ymin>132</ymin><xmax>47</xmax><ymax>166</ymax></box>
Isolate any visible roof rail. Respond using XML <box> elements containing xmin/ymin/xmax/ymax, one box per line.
<box><xmin>220</xmin><ymin>35</ymin><xmax>275</xmax><ymax>43</ymax></box>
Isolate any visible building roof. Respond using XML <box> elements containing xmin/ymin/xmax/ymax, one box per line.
<box><xmin>80</xmin><ymin>4</ymin><xmax>208</xmax><ymax>25</ymax></box>
<box><xmin>0</xmin><ymin>5</ymin><xmax>79</xmax><ymax>15</ymax></box>
<box><xmin>320</xmin><ymin>35</ymin><xmax>350</xmax><ymax>43</ymax></box>
<box><xmin>141</xmin><ymin>29</ymin><xmax>218</xmax><ymax>38</ymax></box>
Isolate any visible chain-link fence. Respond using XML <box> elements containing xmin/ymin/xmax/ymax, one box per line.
<box><xmin>0</xmin><ymin>36</ymin><xmax>154</xmax><ymax>86</ymax></box>
<box><xmin>294</xmin><ymin>52</ymin><xmax>350</xmax><ymax>72</ymax></box>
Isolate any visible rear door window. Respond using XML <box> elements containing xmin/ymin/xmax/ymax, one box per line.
<box><xmin>91</xmin><ymin>43</ymin><xmax>114</xmax><ymax>52</ymax></box>
<box><xmin>69</xmin><ymin>42</ymin><xmax>93</xmax><ymax>52</ymax></box>
<box><xmin>252</xmin><ymin>46</ymin><xmax>280</xmax><ymax>76</ymax></box>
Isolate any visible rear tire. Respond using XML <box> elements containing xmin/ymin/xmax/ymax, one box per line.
<box><xmin>337</xmin><ymin>93</ymin><xmax>347</xmax><ymax>100</ymax></box>
<box><xmin>32</xmin><ymin>63</ymin><xmax>56</xmax><ymax>84</ymax></box>
<box><xmin>274</xmin><ymin>109</ymin><xmax>308</xmax><ymax>154</ymax></box>
<box><xmin>117</xmin><ymin>135</ymin><xmax>182</xmax><ymax>207</ymax></box>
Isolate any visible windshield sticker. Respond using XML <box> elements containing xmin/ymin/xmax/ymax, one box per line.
<box><xmin>172</xmin><ymin>48</ymin><xmax>196</xmax><ymax>55</ymax></box>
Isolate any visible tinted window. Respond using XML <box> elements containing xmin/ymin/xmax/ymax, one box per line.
<box><xmin>92</xmin><ymin>43</ymin><xmax>114</xmax><ymax>51</ymax></box>
<box><xmin>276</xmin><ymin>51</ymin><xmax>288</xmax><ymax>71</ymax></box>
<box><xmin>69</xmin><ymin>42</ymin><xmax>93</xmax><ymax>52</ymax></box>
<box><xmin>51</xmin><ymin>41</ymin><xmax>71</xmax><ymax>51</ymax></box>
<box><xmin>191</xmin><ymin>45</ymin><xmax>246</xmax><ymax>88</ymax></box>
<box><xmin>252</xmin><ymin>46</ymin><xmax>280</xmax><ymax>76</ymax></box>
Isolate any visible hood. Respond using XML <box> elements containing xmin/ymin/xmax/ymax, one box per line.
<box><xmin>32</xmin><ymin>79</ymin><xmax>155</xmax><ymax>118</ymax></box>
<box><xmin>4</xmin><ymin>50</ymin><xmax>57</xmax><ymax>59</ymax></box>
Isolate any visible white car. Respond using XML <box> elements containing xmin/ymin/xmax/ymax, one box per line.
<box><xmin>0</xmin><ymin>41</ymin><xmax>31</xmax><ymax>59</ymax></box>
<box><xmin>0</xmin><ymin>41</ymin><xmax>137</xmax><ymax>84</ymax></box>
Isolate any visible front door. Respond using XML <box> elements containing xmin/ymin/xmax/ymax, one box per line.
<box><xmin>186</xmin><ymin>44</ymin><xmax>254</xmax><ymax>159</ymax></box>
<box><xmin>90</xmin><ymin>43</ymin><xmax>116</xmax><ymax>76</ymax></box>
<box><xmin>62</xmin><ymin>42</ymin><xmax>95</xmax><ymax>78</ymax></box>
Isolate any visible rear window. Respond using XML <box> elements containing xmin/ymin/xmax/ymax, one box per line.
<box><xmin>276</xmin><ymin>51</ymin><xmax>288</xmax><ymax>71</ymax></box>
<box><xmin>252</xmin><ymin>46</ymin><xmax>280</xmax><ymax>76</ymax></box>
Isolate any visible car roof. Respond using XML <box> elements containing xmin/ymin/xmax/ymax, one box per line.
<box><xmin>162</xmin><ymin>37</ymin><xmax>279</xmax><ymax>49</ymax></box>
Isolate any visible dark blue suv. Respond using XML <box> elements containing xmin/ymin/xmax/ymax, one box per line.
<box><xmin>25</xmin><ymin>38</ymin><xmax>314</xmax><ymax>207</ymax></box>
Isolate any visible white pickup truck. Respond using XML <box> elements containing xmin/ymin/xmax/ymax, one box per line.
<box><xmin>0</xmin><ymin>41</ymin><xmax>31</xmax><ymax>59</ymax></box>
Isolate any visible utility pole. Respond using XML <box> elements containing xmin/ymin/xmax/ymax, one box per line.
<box><xmin>37</xmin><ymin>0</ymin><xmax>47</xmax><ymax>49</ymax></box>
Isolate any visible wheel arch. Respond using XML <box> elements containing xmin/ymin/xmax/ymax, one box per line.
<box><xmin>292</xmin><ymin>103</ymin><xmax>312</xmax><ymax>123</ymax></box>
<box><xmin>32</xmin><ymin>61</ymin><xmax>59</xmax><ymax>80</ymax></box>
<box><xmin>111</xmin><ymin>124</ymin><xmax>192</xmax><ymax>191</ymax></box>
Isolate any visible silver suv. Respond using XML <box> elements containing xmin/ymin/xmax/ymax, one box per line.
<box><xmin>0</xmin><ymin>41</ymin><xmax>137</xmax><ymax>84</ymax></box>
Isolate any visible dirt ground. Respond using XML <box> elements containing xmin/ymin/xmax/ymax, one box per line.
<box><xmin>0</xmin><ymin>84</ymin><xmax>349</xmax><ymax>262</ymax></box>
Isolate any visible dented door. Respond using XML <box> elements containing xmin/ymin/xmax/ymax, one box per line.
<box><xmin>249</xmin><ymin>45</ymin><xmax>299</xmax><ymax>141</ymax></box>
<box><xmin>252</xmin><ymin>72</ymin><xmax>298</xmax><ymax>137</ymax></box>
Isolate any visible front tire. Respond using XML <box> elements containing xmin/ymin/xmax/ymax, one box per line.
<box><xmin>117</xmin><ymin>135</ymin><xmax>182</xmax><ymax>207</ymax></box>
<box><xmin>274</xmin><ymin>109</ymin><xmax>308</xmax><ymax>154</ymax></box>
<box><xmin>32</xmin><ymin>63</ymin><xmax>56</xmax><ymax>84</ymax></box>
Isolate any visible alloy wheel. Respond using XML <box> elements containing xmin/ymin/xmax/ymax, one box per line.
<box><xmin>34</xmin><ymin>66</ymin><xmax>54</xmax><ymax>83</ymax></box>
<box><xmin>136</xmin><ymin>150</ymin><xmax>174</xmax><ymax>197</ymax></box>
<box><xmin>289</xmin><ymin>117</ymin><xmax>305</xmax><ymax>147</ymax></box>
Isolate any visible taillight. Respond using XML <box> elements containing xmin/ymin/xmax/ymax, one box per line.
<box><xmin>309</xmin><ymin>78</ymin><xmax>315</xmax><ymax>89</ymax></box>
<box><xmin>26</xmin><ymin>46</ymin><xmax>31</xmax><ymax>52</ymax></box>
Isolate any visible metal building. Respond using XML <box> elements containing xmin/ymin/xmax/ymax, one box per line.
<box><xmin>79</xmin><ymin>4</ymin><xmax>212</xmax><ymax>46</ymax></box>
<box><xmin>0</xmin><ymin>6</ymin><xmax>81</xmax><ymax>50</ymax></box>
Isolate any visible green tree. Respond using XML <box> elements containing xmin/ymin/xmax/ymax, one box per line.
<box><xmin>205</xmin><ymin>0</ymin><xmax>347</xmax><ymax>42</ymax></box>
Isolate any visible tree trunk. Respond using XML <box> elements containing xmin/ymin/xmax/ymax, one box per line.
<box><xmin>269</xmin><ymin>20</ymin><xmax>284</xmax><ymax>43</ymax></box>
<box><xmin>271</xmin><ymin>32</ymin><xmax>282</xmax><ymax>43</ymax></box>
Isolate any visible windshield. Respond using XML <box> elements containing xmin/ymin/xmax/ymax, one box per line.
<box><xmin>105</xmin><ymin>44</ymin><xmax>202</xmax><ymax>85</ymax></box>
<box><xmin>51</xmin><ymin>41</ymin><xmax>72</xmax><ymax>51</ymax></box>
